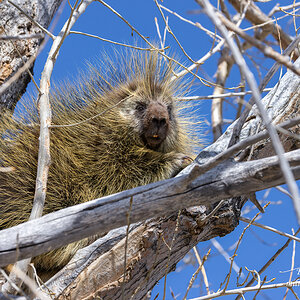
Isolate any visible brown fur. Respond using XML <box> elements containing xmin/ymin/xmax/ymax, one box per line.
<box><xmin>0</xmin><ymin>50</ymin><xmax>194</xmax><ymax>272</ymax></box>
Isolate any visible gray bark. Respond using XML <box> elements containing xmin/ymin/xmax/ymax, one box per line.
<box><xmin>0</xmin><ymin>0</ymin><xmax>63</xmax><ymax>110</ymax></box>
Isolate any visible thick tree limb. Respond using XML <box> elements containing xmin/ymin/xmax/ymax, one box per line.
<box><xmin>0</xmin><ymin>148</ymin><xmax>299</xmax><ymax>268</ymax></box>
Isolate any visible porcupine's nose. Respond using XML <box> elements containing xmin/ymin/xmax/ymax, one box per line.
<box><xmin>151</xmin><ymin>116</ymin><xmax>167</xmax><ymax>133</ymax></box>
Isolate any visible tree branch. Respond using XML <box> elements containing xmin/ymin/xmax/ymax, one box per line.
<box><xmin>0</xmin><ymin>148</ymin><xmax>299</xmax><ymax>267</ymax></box>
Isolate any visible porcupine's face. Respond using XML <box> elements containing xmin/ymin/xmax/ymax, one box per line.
<box><xmin>120</xmin><ymin>94</ymin><xmax>176</xmax><ymax>151</ymax></box>
<box><xmin>136</xmin><ymin>99</ymin><xmax>173</xmax><ymax>150</ymax></box>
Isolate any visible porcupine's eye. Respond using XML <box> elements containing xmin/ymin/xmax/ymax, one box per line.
<box><xmin>167</xmin><ymin>105</ymin><xmax>173</xmax><ymax>120</ymax></box>
<box><xmin>136</xmin><ymin>102</ymin><xmax>147</xmax><ymax>113</ymax></box>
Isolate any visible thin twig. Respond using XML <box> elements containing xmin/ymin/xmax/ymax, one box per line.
<box><xmin>179</xmin><ymin>88</ymin><xmax>272</xmax><ymax>101</ymax></box>
<box><xmin>70</xmin><ymin>31</ymin><xmax>164</xmax><ymax>51</ymax></box>
<box><xmin>276</xmin><ymin>186</ymin><xmax>293</xmax><ymax>198</ymax></box>
<box><xmin>193</xmin><ymin>247</ymin><xmax>210</xmax><ymax>295</ymax></box>
<box><xmin>52</xmin><ymin>0</ymin><xmax>80</xmax><ymax>59</ymax></box>
<box><xmin>183</xmin><ymin>249</ymin><xmax>210</xmax><ymax>300</ymax></box>
<box><xmin>96</xmin><ymin>0</ymin><xmax>210</xmax><ymax>86</ymax></box>
<box><xmin>188</xmin><ymin>280</ymin><xmax>300</xmax><ymax>300</ymax></box>
<box><xmin>154</xmin><ymin>0</ymin><xmax>197</xmax><ymax>64</ymax></box>
<box><xmin>240</xmin><ymin>217</ymin><xmax>300</xmax><ymax>243</ymax></box>
<box><xmin>219</xmin><ymin>14</ymin><xmax>300</xmax><ymax>77</ymax></box>
<box><xmin>4</xmin><ymin>265</ymin><xmax>51</xmax><ymax>300</ymax></box>
<box><xmin>235</xmin><ymin>227</ymin><xmax>300</xmax><ymax>300</ymax></box>
<box><xmin>154</xmin><ymin>17</ymin><xmax>164</xmax><ymax>49</ymax></box>
<box><xmin>163</xmin><ymin>211</ymin><xmax>181</xmax><ymax>300</ymax></box>
<box><xmin>211</xmin><ymin>238</ymin><xmax>244</xmax><ymax>279</ymax></box>
<box><xmin>277</xmin><ymin>126</ymin><xmax>300</xmax><ymax>141</ymax></box>
<box><xmin>224</xmin><ymin>204</ymin><xmax>269</xmax><ymax>292</ymax></box>
<box><xmin>283</xmin><ymin>228</ymin><xmax>296</xmax><ymax>300</ymax></box>
<box><xmin>228</xmin><ymin>34</ymin><xmax>300</xmax><ymax>148</ymax></box>
<box><xmin>190</xmin><ymin>116</ymin><xmax>300</xmax><ymax>181</ymax></box>
<box><xmin>190</xmin><ymin>204</ymin><xmax>269</xmax><ymax>300</ymax></box>
<box><xmin>159</xmin><ymin>3</ymin><xmax>221</xmax><ymax>40</ymax></box>
<box><xmin>269</xmin><ymin>2</ymin><xmax>300</xmax><ymax>17</ymax></box>
<box><xmin>172</xmin><ymin>2</ymin><xmax>248</xmax><ymax>81</ymax></box>
<box><xmin>0</xmin><ymin>268</ymin><xmax>25</xmax><ymax>297</ymax></box>
<box><xmin>96</xmin><ymin>0</ymin><xmax>154</xmax><ymax>46</ymax></box>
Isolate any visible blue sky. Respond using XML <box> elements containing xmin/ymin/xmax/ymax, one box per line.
<box><xmin>20</xmin><ymin>0</ymin><xmax>300</xmax><ymax>299</ymax></box>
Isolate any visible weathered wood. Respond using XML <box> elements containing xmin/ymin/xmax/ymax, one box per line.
<box><xmin>0</xmin><ymin>0</ymin><xmax>63</xmax><ymax>110</ymax></box>
<box><xmin>53</xmin><ymin>208</ymin><xmax>238</xmax><ymax>300</ymax></box>
<box><xmin>42</xmin><ymin>59</ymin><xmax>300</xmax><ymax>299</ymax></box>
<box><xmin>0</xmin><ymin>148</ymin><xmax>299</xmax><ymax>268</ymax></box>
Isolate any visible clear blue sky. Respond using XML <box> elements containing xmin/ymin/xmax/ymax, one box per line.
<box><xmin>21</xmin><ymin>1</ymin><xmax>300</xmax><ymax>299</ymax></box>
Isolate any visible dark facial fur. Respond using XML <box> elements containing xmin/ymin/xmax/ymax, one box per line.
<box><xmin>120</xmin><ymin>94</ymin><xmax>175</xmax><ymax>151</ymax></box>
<box><xmin>139</xmin><ymin>101</ymin><xmax>170</xmax><ymax>149</ymax></box>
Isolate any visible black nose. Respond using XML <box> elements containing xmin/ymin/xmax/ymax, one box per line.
<box><xmin>152</xmin><ymin>117</ymin><xmax>166</xmax><ymax>128</ymax></box>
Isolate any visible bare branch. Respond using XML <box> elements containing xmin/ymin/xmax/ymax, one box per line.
<box><xmin>219</xmin><ymin>14</ymin><xmax>300</xmax><ymax>77</ymax></box>
<box><xmin>159</xmin><ymin>3</ymin><xmax>221</xmax><ymax>41</ymax></box>
<box><xmin>193</xmin><ymin>247</ymin><xmax>210</xmax><ymax>295</ymax></box>
<box><xmin>235</xmin><ymin>227</ymin><xmax>300</xmax><ymax>300</ymax></box>
<box><xmin>190</xmin><ymin>279</ymin><xmax>300</xmax><ymax>300</ymax></box>
<box><xmin>0</xmin><ymin>34</ymin><xmax>44</xmax><ymax>40</ymax></box>
<box><xmin>180</xmin><ymin>88</ymin><xmax>272</xmax><ymax>101</ymax></box>
<box><xmin>70</xmin><ymin>30</ymin><xmax>166</xmax><ymax>51</ymax></box>
<box><xmin>197</xmin><ymin>0</ymin><xmax>300</xmax><ymax>224</ymax></box>
<box><xmin>240</xmin><ymin>217</ymin><xmax>300</xmax><ymax>243</ymax></box>
<box><xmin>0</xmin><ymin>148</ymin><xmax>299</xmax><ymax>267</ymax></box>
<box><xmin>2</xmin><ymin>0</ymin><xmax>94</xmax><ymax>293</ymax></box>
<box><xmin>211</xmin><ymin>47</ymin><xmax>234</xmax><ymax>141</ymax></box>
<box><xmin>228</xmin><ymin>0</ymin><xmax>297</xmax><ymax>55</ymax></box>
<box><xmin>228</xmin><ymin>33</ymin><xmax>300</xmax><ymax>147</ymax></box>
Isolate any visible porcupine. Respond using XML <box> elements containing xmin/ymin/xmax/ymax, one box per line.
<box><xmin>0</xmin><ymin>50</ymin><xmax>194</xmax><ymax>273</ymax></box>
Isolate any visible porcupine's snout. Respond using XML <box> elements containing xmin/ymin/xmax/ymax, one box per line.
<box><xmin>142</xmin><ymin>101</ymin><xmax>170</xmax><ymax>149</ymax></box>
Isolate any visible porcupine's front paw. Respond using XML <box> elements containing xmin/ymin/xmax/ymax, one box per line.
<box><xmin>175</xmin><ymin>153</ymin><xmax>193</xmax><ymax>168</ymax></box>
<box><xmin>169</xmin><ymin>153</ymin><xmax>193</xmax><ymax>177</ymax></box>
